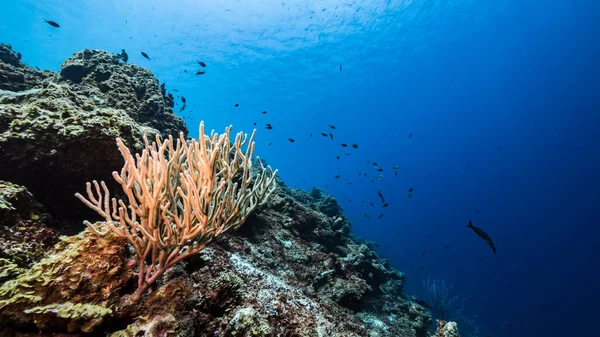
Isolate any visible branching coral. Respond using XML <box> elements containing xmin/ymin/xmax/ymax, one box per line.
<box><xmin>75</xmin><ymin>121</ymin><xmax>277</xmax><ymax>300</ymax></box>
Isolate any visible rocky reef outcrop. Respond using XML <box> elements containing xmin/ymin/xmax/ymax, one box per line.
<box><xmin>0</xmin><ymin>44</ymin><xmax>187</xmax><ymax>220</ymax></box>
<box><xmin>0</xmin><ymin>45</ymin><xmax>434</xmax><ymax>336</ymax></box>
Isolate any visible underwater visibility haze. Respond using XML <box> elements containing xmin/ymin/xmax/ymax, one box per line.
<box><xmin>0</xmin><ymin>1</ymin><xmax>599</xmax><ymax>336</ymax></box>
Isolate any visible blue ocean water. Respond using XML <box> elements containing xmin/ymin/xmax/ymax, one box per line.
<box><xmin>1</xmin><ymin>1</ymin><xmax>599</xmax><ymax>336</ymax></box>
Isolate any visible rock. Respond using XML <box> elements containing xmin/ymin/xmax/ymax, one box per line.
<box><xmin>0</xmin><ymin>46</ymin><xmax>188</xmax><ymax>220</ymax></box>
<box><xmin>0</xmin><ymin>181</ymin><xmax>59</xmax><ymax>268</ymax></box>
<box><xmin>0</xmin><ymin>44</ymin><xmax>52</xmax><ymax>92</ymax></box>
<box><xmin>433</xmin><ymin>320</ymin><xmax>461</xmax><ymax>337</ymax></box>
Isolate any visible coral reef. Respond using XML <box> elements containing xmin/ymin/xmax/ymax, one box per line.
<box><xmin>433</xmin><ymin>320</ymin><xmax>460</xmax><ymax>337</ymax></box>
<box><xmin>0</xmin><ymin>44</ymin><xmax>187</xmax><ymax>220</ymax></box>
<box><xmin>0</xmin><ymin>46</ymin><xmax>433</xmax><ymax>337</ymax></box>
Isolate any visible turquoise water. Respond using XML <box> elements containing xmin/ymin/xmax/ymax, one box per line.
<box><xmin>1</xmin><ymin>1</ymin><xmax>599</xmax><ymax>336</ymax></box>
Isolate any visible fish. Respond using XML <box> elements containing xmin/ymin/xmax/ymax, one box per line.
<box><xmin>394</xmin><ymin>172</ymin><xmax>398</xmax><ymax>176</ymax></box>
<box><xmin>364</xmin><ymin>214</ymin><xmax>370</xmax><ymax>219</ymax></box>
<box><xmin>320</xmin><ymin>133</ymin><xmax>328</xmax><ymax>137</ymax></box>
<box><xmin>196</xmin><ymin>71</ymin><xmax>205</xmax><ymax>75</ymax></box>
<box><xmin>372</xmin><ymin>162</ymin><xmax>378</xmax><ymax>166</ymax></box>
<box><xmin>392</xmin><ymin>165</ymin><xmax>399</xmax><ymax>169</ymax></box>
<box><xmin>287</xmin><ymin>138</ymin><xmax>295</xmax><ymax>143</ymax></box>
<box><xmin>44</xmin><ymin>19</ymin><xmax>60</xmax><ymax>28</ymax></box>
<box><xmin>382</xmin><ymin>203</ymin><xmax>389</xmax><ymax>208</ymax></box>
<box><xmin>336</xmin><ymin>156</ymin><xmax>340</xmax><ymax>159</ymax></box>
<box><xmin>352</xmin><ymin>144</ymin><xmax>358</xmax><ymax>149</ymax></box>
<box><xmin>310</xmin><ymin>133</ymin><xmax>313</xmax><ymax>137</ymax></box>
<box><xmin>181</xmin><ymin>96</ymin><xmax>186</xmax><ymax>104</ymax></box>
<box><xmin>407</xmin><ymin>193</ymin><xmax>414</xmax><ymax>199</ymax></box>
<box><xmin>172</xmin><ymin>89</ymin><xmax>179</xmax><ymax>92</ymax></box>
<box><xmin>116</xmin><ymin>49</ymin><xmax>128</xmax><ymax>63</ymax></box>
<box><xmin>409</xmin><ymin>132</ymin><xmax>412</xmax><ymax>138</ymax></box>
<box><xmin>329</xmin><ymin>125</ymin><xmax>336</xmax><ymax>129</ymax></box>
<box><xmin>444</xmin><ymin>244</ymin><xmax>452</xmax><ymax>249</ymax></box>
<box><xmin>141</xmin><ymin>52</ymin><xmax>150</xmax><ymax>60</ymax></box>
<box><xmin>329</xmin><ymin>132</ymin><xmax>333</xmax><ymax>139</ymax></box>
<box><xmin>340</xmin><ymin>63</ymin><xmax>342</xmax><ymax>71</ymax></box>
<box><xmin>234</xmin><ymin>104</ymin><xmax>239</xmax><ymax>107</ymax></box>
<box><xmin>377</xmin><ymin>189</ymin><xmax>385</xmax><ymax>203</ymax></box>
<box><xmin>466</xmin><ymin>220</ymin><xmax>497</xmax><ymax>255</ymax></box>
<box><xmin>377</xmin><ymin>168</ymin><xmax>384</xmax><ymax>172</ymax></box>
<box><xmin>445</xmin><ymin>256</ymin><xmax>451</xmax><ymax>260</ymax></box>
<box><xmin>253</xmin><ymin>122</ymin><xmax>257</xmax><ymax>126</ymax></box>
<box><xmin>262</xmin><ymin>111</ymin><xmax>267</xmax><ymax>114</ymax></box>
<box><xmin>179</xmin><ymin>104</ymin><xmax>186</xmax><ymax>112</ymax></box>
<box><xmin>341</xmin><ymin>144</ymin><xmax>348</xmax><ymax>147</ymax></box>
<box><xmin>378</xmin><ymin>213</ymin><xmax>383</xmax><ymax>219</ymax></box>
<box><xmin>265</xmin><ymin>124</ymin><xmax>273</xmax><ymax>130</ymax></box>
<box><xmin>16</xmin><ymin>52</ymin><xmax>22</xmax><ymax>60</ymax></box>
<box><xmin>198</xmin><ymin>61</ymin><xmax>207</xmax><ymax>67</ymax></box>
<box><xmin>408</xmin><ymin>188</ymin><xmax>413</xmax><ymax>192</ymax></box>
<box><xmin>268</xmin><ymin>143</ymin><xmax>272</xmax><ymax>146</ymax></box>
<box><xmin>421</xmin><ymin>251</ymin><xmax>426</xmax><ymax>256</ymax></box>
<box><xmin>475</xmin><ymin>208</ymin><xmax>479</xmax><ymax>214</ymax></box>
<box><xmin>369</xmin><ymin>202</ymin><xmax>374</xmax><ymax>207</ymax></box>
<box><xmin>335</xmin><ymin>175</ymin><xmax>340</xmax><ymax>179</ymax></box>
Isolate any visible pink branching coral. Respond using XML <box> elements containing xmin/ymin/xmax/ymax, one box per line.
<box><xmin>75</xmin><ymin>122</ymin><xmax>277</xmax><ymax>300</ymax></box>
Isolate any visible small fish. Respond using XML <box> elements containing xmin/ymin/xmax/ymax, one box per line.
<box><xmin>329</xmin><ymin>125</ymin><xmax>336</xmax><ymax>129</ymax></box>
<box><xmin>408</xmin><ymin>188</ymin><xmax>413</xmax><ymax>192</ymax></box>
<box><xmin>394</xmin><ymin>172</ymin><xmax>398</xmax><ymax>176</ymax></box>
<box><xmin>310</xmin><ymin>133</ymin><xmax>313</xmax><ymax>137</ymax></box>
<box><xmin>335</xmin><ymin>175</ymin><xmax>340</xmax><ymax>179</ymax></box>
<box><xmin>407</xmin><ymin>193</ymin><xmax>414</xmax><ymax>199</ymax></box>
<box><xmin>198</xmin><ymin>61</ymin><xmax>207</xmax><ymax>67</ymax></box>
<box><xmin>392</xmin><ymin>165</ymin><xmax>399</xmax><ymax>169</ymax></box>
<box><xmin>372</xmin><ymin>162</ymin><xmax>378</xmax><ymax>166</ymax></box>
<box><xmin>336</xmin><ymin>156</ymin><xmax>340</xmax><ymax>159</ymax></box>
<box><xmin>253</xmin><ymin>122</ymin><xmax>257</xmax><ymax>126</ymax></box>
<box><xmin>352</xmin><ymin>144</ymin><xmax>358</xmax><ymax>149</ymax></box>
<box><xmin>364</xmin><ymin>214</ymin><xmax>370</xmax><ymax>219</ymax></box>
<box><xmin>265</xmin><ymin>124</ymin><xmax>273</xmax><ymax>130</ymax></box>
<box><xmin>341</xmin><ymin>144</ymin><xmax>348</xmax><ymax>147</ymax></box>
<box><xmin>345</xmin><ymin>153</ymin><xmax>351</xmax><ymax>155</ymax></box>
<box><xmin>262</xmin><ymin>110</ymin><xmax>267</xmax><ymax>114</ymax></box>
<box><xmin>287</xmin><ymin>138</ymin><xmax>295</xmax><ymax>143</ymax></box>
<box><xmin>179</xmin><ymin>104</ymin><xmax>186</xmax><ymax>112</ymax></box>
<box><xmin>340</xmin><ymin>63</ymin><xmax>342</xmax><ymax>71</ymax></box>
<box><xmin>475</xmin><ymin>208</ymin><xmax>479</xmax><ymax>214</ymax></box>
<box><xmin>329</xmin><ymin>132</ymin><xmax>333</xmax><ymax>139</ymax></box>
<box><xmin>444</xmin><ymin>244</ymin><xmax>452</xmax><ymax>249</ymax></box>
<box><xmin>445</xmin><ymin>256</ymin><xmax>451</xmax><ymax>260</ymax></box>
<box><xmin>377</xmin><ymin>189</ymin><xmax>385</xmax><ymax>203</ymax></box>
<box><xmin>141</xmin><ymin>52</ymin><xmax>150</xmax><ymax>60</ymax></box>
<box><xmin>181</xmin><ymin>96</ymin><xmax>186</xmax><ymax>104</ymax></box>
<box><xmin>382</xmin><ymin>203</ymin><xmax>389</xmax><ymax>208</ymax></box>
<box><xmin>466</xmin><ymin>220</ymin><xmax>498</xmax><ymax>255</ymax></box>
<box><xmin>421</xmin><ymin>251</ymin><xmax>426</xmax><ymax>257</ymax></box>
<box><xmin>234</xmin><ymin>104</ymin><xmax>239</xmax><ymax>107</ymax></box>
<box><xmin>320</xmin><ymin>133</ymin><xmax>328</xmax><ymax>137</ymax></box>
<box><xmin>409</xmin><ymin>132</ymin><xmax>412</xmax><ymax>138</ymax></box>
<box><xmin>172</xmin><ymin>89</ymin><xmax>179</xmax><ymax>92</ymax></box>
<box><xmin>378</xmin><ymin>213</ymin><xmax>383</xmax><ymax>219</ymax></box>
<box><xmin>16</xmin><ymin>52</ymin><xmax>21</xmax><ymax>60</ymax></box>
<box><xmin>268</xmin><ymin>143</ymin><xmax>272</xmax><ymax>146</ymax></box>
<box><xmin>44</xmin><ymin>19</ymin><xmax>60</xmax><ymax>28</ymax></box>
<box><xmin>196</xmin><ymin>71</ymin><xmax>205</xmax><ymax>75</ymax></box>
<box><xmin>369</xmin><ymin>202</ymin><xmax>374</xmax><ymax>207</ymax></box>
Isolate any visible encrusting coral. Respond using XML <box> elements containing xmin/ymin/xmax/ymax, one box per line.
<box><xmin>75</xmin><ymin>121</ymin><xmax>278</xmax><ymax>300</ymax></box>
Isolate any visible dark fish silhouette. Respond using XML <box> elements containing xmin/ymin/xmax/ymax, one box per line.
<box><xmin>196</xmin><ymin>71</ymin><xmax>205</xmax><ymax>75</ymax></box>
<box><xmin>352</xmin><ymin>144</ymin><xmax>358</xmax><ymax>149</ymax></box>
<box><xmin>377</xmin><ymin>168</ymin><xmax>383</xmax><ymax>172</ymax></box>
<box><xmin>408</xmin><ymin>188</ymin><xmax>413</xmax><ymax>192</ymax></box>
<box><xmin>382</xmin><ymin>203</ymin><xmax>389</xmax><ymax>208</ymax></box>
<box><xmin>181</xmin><ymin>96</ymin><xmax>186</xmax><ymax>104</ymax></box>
<box><xmin>335</xmin><ymin>175</ymin><xmax>340</xmax><ymax>179</ymax></box>
<box><xmin>394</xmin><ymin>172</ymin><xmax>398</xmax><ymax>176</ymax></box>
<box><xmin>198</xmin><ymin>61</ymin><xmax>206</xmax><ymax>67</ymax></box>
<box><xmin>141</xmin><ymin>52</ymin><xmax>150</xmax><ymax>60</ymax></box>
<box><xmin>265</xmin><ymin>124</ymin><xmax>273</xmax><ymax>130</ymax></box>
<box><xmin>329</xmin><ymin>132</ymin><xmax>333</xmax><ymax>139</ymax></box>
<box><xmin>329</xmin><ymin>125</ymin><xmax>336</xmax><ymax>129</ymax></box>
<box><xmin>320</xmin><ymin>133</ymin><xmax>328</xmax><ymax>137</ymax></box>
<box><xmin>409</xmin><ymin>132</ymin><xmax>412</xmax><ymax>138</ymax></box>
<box><xmin>287</xmin><ymin>138</ymin><xmax>295</xmax><ymax>143</ymax></box>
<box><xmin>378</xmin><ymin>213</ymin><xmax>383</xmax><ymax>219</ymax></box>
<box><xmin>377</xmin><ymin>189</ymin><xmax>385</xmax><ymax>203</ymax></box>
<box><xmin>340</xmin><ymin>63</ymin><xmax>342</xmax><ymax>71</ymax></box>
<box><xmin>116</xmin><ymin>49</ymin><xmax>128</xmax><ymax>63</ymax></box>
<box><xmin>234</xmin><ymin>104</ymin><xmax>239</xmax><ymax>107</ymax></box>
<box><xmin>336</xmin><ymin>156</ymin><xmax>340</xmax><ymax>159</ymax></box>
<box><xmin>466</xmin><ymin>220</ymin><xmax>497</xmax><ymax>255</ymax></box>
<box><xmin>262</xmin><ymin>110</ymin><xmax>267</xmax><ymax>114</ymax></box>
<box><xmin>341</xmin><ymin>144</ymin><xmax>348</xmax><ymax>147</ymax></box>
<box><xmin>44</xmin><ymin>19</ymin><xmax>60</xmax><ymax>28</ymax></box>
